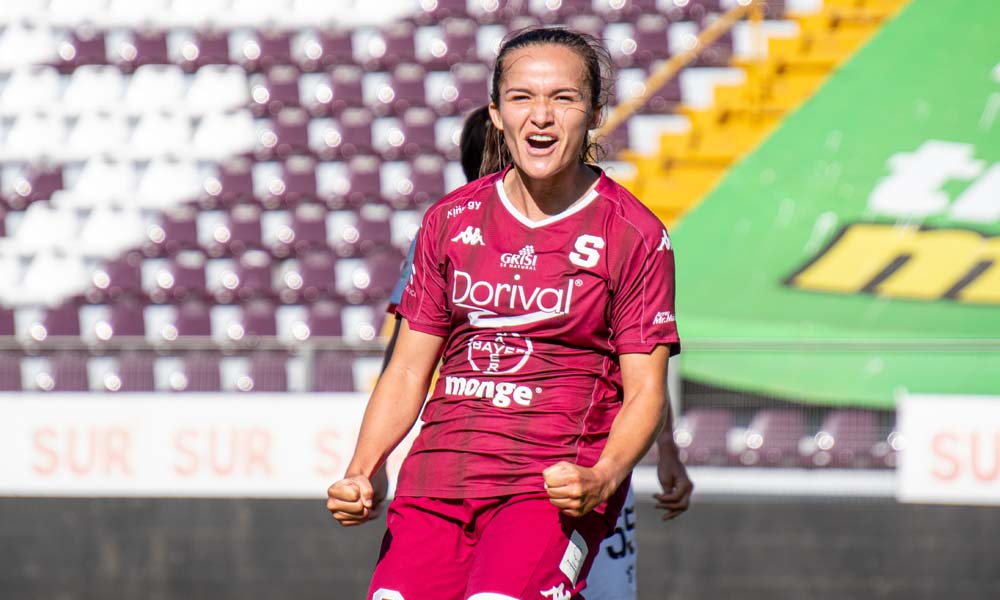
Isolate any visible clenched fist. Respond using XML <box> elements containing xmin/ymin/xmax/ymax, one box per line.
<box><xmin>542</xmin><ymin>461</ymin><xmax>616</xmax><ymax>518</ymax></box>
<box><xmin>327</xmin><ymin>475</ymin><xmax>376</xmax><ymax>526</ymax></box>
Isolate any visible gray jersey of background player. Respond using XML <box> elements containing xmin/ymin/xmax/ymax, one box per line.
<box><xmin>370</xmin><ymin>106</ymin><xmax>694</xmax><ymax>592</ymax></box>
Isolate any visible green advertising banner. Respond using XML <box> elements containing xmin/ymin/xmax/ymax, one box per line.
<box><xmin>672</xmin><ymin>0</ymin><xmax>1000</xmax><ymax>408</ymax></box>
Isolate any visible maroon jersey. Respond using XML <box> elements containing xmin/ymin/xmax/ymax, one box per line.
<box><xmin>395</xmin><ymin>166</ymin><xmax>680</xmax><ymax>504</ymax></box>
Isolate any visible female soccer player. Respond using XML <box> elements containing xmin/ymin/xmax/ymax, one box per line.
<box><xmin>328</xmin><ymin>27</ymin><xmax>682</xmax><ymax>600</ymax></box>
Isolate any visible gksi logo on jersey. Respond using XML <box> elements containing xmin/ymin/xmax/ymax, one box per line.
<box><xmin>444</xmin><ymin>375</ymin><xmax>541</xmax><ymax>408</ymax></box>
<box><xmin>653</xmin><ymin>311</ymin><xmax>675</xmax><ymax>325</ymax></box>
<box><xmin>452</xmin><ymin>270</ymin><xmax>582</xmax><ymax>327</ymax></box>
<box><xmin>500</xmin><ymin>245</ymin><xmax>538</xmax><ymax>271</ymax></box>
<box><xmin>451</xmin><ymin>226</ymin><xmax>485</xmax><ymax>246</ymax></box>
<box><xmin>447</xmin><ymin>200</ymin><xmax>482</xmax><ymax>219</ymax></box>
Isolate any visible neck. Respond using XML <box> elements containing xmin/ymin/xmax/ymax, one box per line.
<box><xmin>504</xmin><ymin>163</ymin><xmax>599</xmax><ymax>221</ymax></box>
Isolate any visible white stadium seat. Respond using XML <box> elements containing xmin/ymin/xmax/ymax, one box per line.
<box><xmin>187</xmin><ymin>66</ymin><xmax>251</xmax><ymax>114</ymax></box>
<box><xmin>0</xmin><ymin>66</ymin><xmax>61</xmax><ymax>116</ymax></box>
<box><xmin>124</xmin><ymin>65</ymin><xmax>188</xmax><ymax>114</ymax></box>
<box><xmin>62</xmin><ymin>66</ymin><xmax>126</xmax><ymax>115</ymax></box>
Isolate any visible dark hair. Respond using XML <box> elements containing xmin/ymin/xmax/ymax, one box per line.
<box><xmin>481</xmin><ymin>27</ymin><xmax>614</xmax><ymax>176</ymax></box>
<box><xmin>459</xmin><ymin>105</ymin><xmax>490</xmax><ymax>182</ymax></box>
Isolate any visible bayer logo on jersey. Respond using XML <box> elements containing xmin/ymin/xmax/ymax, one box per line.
<box><xmin>466</xmin><ymin>332</ymin><xmax>534</xmax><ymax>374</ymax></box>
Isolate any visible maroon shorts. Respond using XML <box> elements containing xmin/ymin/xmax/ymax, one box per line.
<box><xmin>368</xmin><ymin>492</ymin><xmax>609</xmax><ymax>600</ymax></box>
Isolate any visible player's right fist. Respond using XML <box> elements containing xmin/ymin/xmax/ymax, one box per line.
<box><xmin>327</xmin><ymin>475</ymin><xmax>375</xmax><ymax>527</ymax></box>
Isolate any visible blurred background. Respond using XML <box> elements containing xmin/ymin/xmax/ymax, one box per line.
<box><xmin>1</xmin><ymin>0</ymin><xmax>998</xmax><ymax>598</ymax></box>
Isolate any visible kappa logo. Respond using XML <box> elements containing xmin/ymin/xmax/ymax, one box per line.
<box><xmin>540</xmin><ymin>583</ymin><xmax>571</xmax><ymax>600</ymax></box>
<box><xmin>653</xmin><ymin>311</ymin><xmax>675</xmax><ymax>325</ymax></box>
<box><xmin>451</xmin><ymin>226</ymin><xmax>485</xmax><ymax>246</ymax></box>
<box><xmin>500</xmin><ymin>245</ymin><xmax>538</xmax><ymax>270</ymax></box>
<box><xmin>658</xmin><ymin>229</ymin><xmax>672</xmax><ymax>252</ymax></box>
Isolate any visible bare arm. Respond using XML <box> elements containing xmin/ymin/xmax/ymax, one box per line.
<box><xmin>544</xmin><ymin>344</ymin><xmax>671</xmax><ymax>517</ymax></box>
<box><xmin>327</xmin><ymin>320</ymin><xmax>444</xmax><ymax>526</ymax></box>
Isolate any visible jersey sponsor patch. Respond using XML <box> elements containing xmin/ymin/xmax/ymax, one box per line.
<box><xmin>467</xmin><ymin>333</ymin><xmax>533</xmax><ymax>374</ymax></box>
<box><xmin>446</xmin><ymin>200</ymin><xmax>482</xmax><ymax>219</ymax></box>
<box><xmin>559</xmin><ymin>530</ymin><xmax>589</xmax><ymax>586</ymax></box>
<box><xmin>443</xmin><ymin>375</ymin><xmax>541</xmax><ymax>408</ymax></box>
<box><xmin>372</xmin><ymin>589</ymin><xmax>405</xmax><ymax>600</ymax></box>
<box><xmin>653</xmin><ymin>310</ymin><xmax>676</xmax><ymax>325</ymax></box>
<box><xmin>452</xmin><ymin>270</ymin><xmax>581</xmax><ymax>328</ymax></box>
<box><xmin>500</xmin><ymin>245</ymin><xmax>538</xmax><ymax>271</ymax></box>
<box><xmin>451</xmin><ymin>226</ymin><xmax>485</xmax><ymax>246</ymax></box>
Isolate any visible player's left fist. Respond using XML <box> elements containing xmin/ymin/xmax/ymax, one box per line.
<box><xmin>542</xmin><ymin>461</ymin><xmax>613</xmax><ymax>518</ymax></box>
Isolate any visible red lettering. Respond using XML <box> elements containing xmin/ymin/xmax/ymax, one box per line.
<box><xmin>67</xmin><ymin>429</ymin><xmax>98</xmax><ymax>476</ymax></box>
<box><xmin>969</xmin><ymin>432</ymin><xmax>1000</xmax><ymax>482</ymax></box>
<box><xmin>174</xmin><ymin>429</ymin><xmax>199</xmax><ymax>476</ymax></box>
<box><xmin>931</xmin><ymin>432</ymin><xmax>960</xmax><ymax>481</ymax></box>
<box><xmin>104</xmin><ymin>427</ymin><xmax>132</xmax><ymax>476</ymax></box>
<box><xmin>32</xmin><ymin>428</ymin><xmax>58</xmax><ymax>475</ymax></box>
<box><xmin>245</xmin><ymin>429</ymin><xmax>273</xmax><ymax>476</ymax></box>
<box><xmin>315</xmin><ymin>430</ymin><xmax>342</xmax><ymax>477</ymax></box>
<box><xmin>209</xmin><ymin>429</ymin><xmax>237</xmax><ymax>476</ymax></box>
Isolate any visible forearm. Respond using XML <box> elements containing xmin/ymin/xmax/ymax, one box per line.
<box><xmin>655</xmin><ymin>398</ymin><xmax>678</xmax><ymax>456</ymax></box>
<box><xmin>345</xmin><ymin>364</ymin><xmax>430</xmax><ymax>479</ymax></box>
<box><xmin>593</xmin><ymin>388</ymin><xmax>667</xmax><ymax>491</ymax></box>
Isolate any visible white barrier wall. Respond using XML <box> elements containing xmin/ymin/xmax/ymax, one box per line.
<box><xmin>0</xmin><ymin>394</ymin><xmax>417</xmax><ymax>498</ymax></box>
<box><xmin>898</xmin><ymin>394</ymin><xmax>1000</xmax><ymax>505</ymax></box>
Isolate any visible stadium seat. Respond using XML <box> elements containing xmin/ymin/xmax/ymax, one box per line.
<box><xmin>64</xmin><ymin>113</ymin><xmax>131</xmax><ymax>162</ymax></box>
<box><xmin>179</xmin><ymin>351</ymin><xmax>222</xmax><ymax>391</ymax></box>
<box><xmin>202</xmin><ymin>158</ymin><xmax>256</xmax><ymax>208</ymax></box>
<box><xmin>169</xmin><ymin>29</ymin><xmax>232</xmax><ymax>71</ymax></box>
<box><xmin>255</xmin><ymin>108</ymin><xmax>311</xmax><ymax>160</ymax></box>
<box><xmin>293</xmin><ymin>29</ymin><xmax>355</xmax><ymax>72</ymax></box>
<box><xmin>54</xmin><ymin>27</ymin><xmax>108</xmax><ymax>71</ymax></box>
<box><xmin>0</xmin><ymin>66</ymin><xmax>61</xmax><ymax>116</ymax></box>
<box><xmin>144</xmin><ymin>251</ymin><xmax>209</xmax><ymax>303</ymax></box>
<box><xmin>210</xmin><ymin>250</ymin><xmax>275</xmax><ymax>303</ymax></box>
<box><xmin>78</xmin><ymin>206</ymin><xmax>146</xmax><ymax>259</ymax></box>
<box><xmin>250</xmin><ymin>66</ymin><xmax>303</xmax><ymax>117</ymax></box>
<box><xmin>278</xmin><ymin>250</ymin><xmax>338</xmax><ymax>303</ymax></box>
<box><xmin>50</xmin><ymin>351</ymin><xmax>90</xmax><ymax>391</ymax></box>
<box><xmin>4</xmin><ymin>164</ymin><xmax>64</xmax><ymax>210</ymax></box>
<box><xmin>124</xmin><ymin>65</ymin><xmax>187</xmax><ymax>113</ymax></box>
<box><xmin>673</xmin><ymin>408</ymin><xmax>733</xmax><ymax>466</ymax></box>
<box><xmin>187</xmin><ymin>65</ymin><xmax>251</xmax><ymax>113</ymax></box>
<box><xmin>737</xmin><ymin>409</ymin><xmax>807</xmax><ymax>468</ymax></box>
<box><xmin>244</xmin><ymin>351</ymin><xmax>289</xmax><ymax>392</ymax></box>
<box><xmin>109</xmin><ymin>30</ymin><xmax>170</xmax><ymax>72</ymax></box>
<box><xmin>0</xmin><ymin>353</ymin><xmax>22</xmax><ymax>391</ymax></box>
<box><xmin>88</xmin><ymin>254</ymin><xmax>145</xmax><ymax>303</ymax></box>
<box><xmin>62</xmin><ymin>65</ymin><xmax>126</xmax><ymax>114</ymax></box>
<box><xmin>808</xmin><ymin>410</ymin><xmax>881</xmax><ymax>469</ymax></box>
<box><xmin>312</xmin><ymin>350</ymin><xmax>356</xmax><ymax>391</ymax></box>
<box><xmin>115</xmin><ymin>352</ymin><xmax>157</xmax><ymax>391</ymax></box>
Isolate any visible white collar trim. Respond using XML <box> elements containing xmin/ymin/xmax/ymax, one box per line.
<box><xmin>495</xmin><ymin>180</ymin><xmax>600</xmax><ymax>229</ymax></box>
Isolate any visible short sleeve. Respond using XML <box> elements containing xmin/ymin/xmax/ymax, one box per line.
<box><xmin>386</xmin><ymin>236</ymin><xmax>417</xmax><ymax>314</ymax></box>
<box><xmin>396</xmin><ymin>214</ymin><xmax>451</xmax><ymax>337</ymax></box>
<box><xmin>610</xmin><ymin>227</ymin><xmax>681</xmax><ymax>355</ymax></box>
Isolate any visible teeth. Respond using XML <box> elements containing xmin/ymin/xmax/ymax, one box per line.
<box><xmin>529</xmin><ymin>135</ymin><xmax>555</xmax><ymax>142</ymax></box>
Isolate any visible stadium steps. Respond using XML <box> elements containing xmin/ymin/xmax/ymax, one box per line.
<box><xmin>623</xmin><ymin>0</ymin><xmax>911</xmax><ymax>227</ymax></box>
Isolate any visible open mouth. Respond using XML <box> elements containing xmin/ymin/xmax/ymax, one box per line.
<box><xmin>526</xmin><ymin>134</ymin><xmax>557</xmax><ymax>151</ymax></box>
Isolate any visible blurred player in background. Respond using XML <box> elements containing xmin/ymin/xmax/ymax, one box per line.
<box><xmin>328</xmin><ymin>27</ymin><xmax>685</xmax><ymax>599</ymax></box>
<box><xmin>378</xmin><ymin>105</ymin><xmax>693</xmax><ymax>599</ymax></box>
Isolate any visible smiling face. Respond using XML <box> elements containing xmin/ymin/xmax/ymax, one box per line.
<box><xmin>489</xmin><ymin>43</ymin><xmax>599</xmax><ymax>183</ymax></box>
